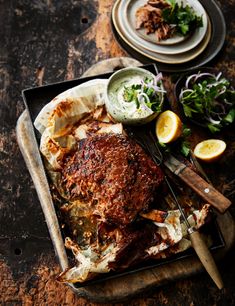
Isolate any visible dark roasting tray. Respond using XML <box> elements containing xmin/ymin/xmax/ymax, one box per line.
<box><xmin>21</xmin><ymin>64</ymin><xmax>225</xmax><ymax>288</ymax></box>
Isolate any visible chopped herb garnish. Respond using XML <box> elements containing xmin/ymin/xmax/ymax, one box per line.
<box><xmin>158</xmin><ymin>124</ymin><xmax>191</xmax><ymax>157</ymax></box>
<box><xmin>122</xmin><ymin>73</ymin><xmax>165</xmax><ymax>112</ymax></box>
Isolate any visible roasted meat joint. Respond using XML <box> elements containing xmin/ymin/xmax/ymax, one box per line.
<box><xmin>34</xmin><ymin>79</ymin><xmax>210</xmax><ymax>284</ymax></box>
<box><xmin>62</xmin><ymin>133</ymin><xmax>164</xmax><ymax>226</ymax></box>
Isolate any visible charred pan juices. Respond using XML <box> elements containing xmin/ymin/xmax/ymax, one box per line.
<box><xmin>34</xmin><ymin>78</ymin><xmax>210</xmax><ymax>284</ymax></box>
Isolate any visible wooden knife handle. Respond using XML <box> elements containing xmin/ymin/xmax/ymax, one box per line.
<box><xmin>189</xmin><ymin>230</ymin><xmax>223</xmax><ymax>289</ymax></box>
<box><xmin>178</xmin><ymin>166</ymin><xmax>231</xmax><ymax>214</ymax></box>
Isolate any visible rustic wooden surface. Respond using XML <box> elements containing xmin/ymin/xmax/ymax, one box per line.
<box><xmin>15</xmin><ymin>85</ymin><xmax>235</xmax><ymax>302</ymax></box>
<box><xmin>1</xmin><ymin>0</ymin><xmax>235</xmax><ymax>305</ymax></box>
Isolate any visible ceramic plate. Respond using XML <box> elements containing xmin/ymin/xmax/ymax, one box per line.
<box><xmin>113</xmin><ymin>0</ymin><xmax>211</xmax><ymax>64</ymax></box>
<box><xmin>121</xmin><ymin>0</ymin><xmax>208</xmax><ymax>54</ymax></box>
<box><xmin>111</xmin><ymin>0</ymin><xmax>226</xmax><ymax>72</ymax></box>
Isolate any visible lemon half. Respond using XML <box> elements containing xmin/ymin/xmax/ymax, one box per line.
<box><xmin>156</xmin><ymin>110</ymin><xmax>183</xmax><ymax>143</ymax></box>
<box><xmin>194</xmin><ymin>139</ymin><xmax>226</xmax><ymax>162</ymax></box>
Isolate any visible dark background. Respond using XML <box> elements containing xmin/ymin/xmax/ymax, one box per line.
<box><xmin>0</xmin><ymin>0</ymin><xmax>235</xmax><ymax>305</ymax></box>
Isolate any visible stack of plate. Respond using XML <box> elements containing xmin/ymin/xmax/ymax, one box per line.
<box><xmin>112</xmin><ymin>0</ymin><xmax>226</xmax><ymax>71</ymax></box>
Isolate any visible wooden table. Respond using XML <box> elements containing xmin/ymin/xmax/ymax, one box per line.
<box><xmin>1</xmin><ymin>0</ymin><xmax>235</xmax><ymax>305</ymax></box>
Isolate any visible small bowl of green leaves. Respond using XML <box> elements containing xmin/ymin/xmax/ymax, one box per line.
<box><xmin>175</xmin><ymin>67</ymin><xmax>235</xmax><ymax>133</ymax></box>
<box><xmin>105</xmin><ymin>67</ymin><xmax>165</xmax><ymax>125</ymax></box>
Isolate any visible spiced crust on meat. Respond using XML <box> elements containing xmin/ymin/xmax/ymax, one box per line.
<box><xmin>61</xmin><ymin>133</ymin><xmax>164</xmax><ymax>226</ymax></box>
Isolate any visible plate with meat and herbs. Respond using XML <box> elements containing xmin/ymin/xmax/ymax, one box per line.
<box><xmin>120</xmin><ymin>0</ymin><xmax>208</xmax><ymax>54</ymax></box>
<box><xmin>112</xmin><ymin>0</ymin><xmax>211</xmax><ymax>64</ymax></box>
<box><xmin>20</xmin><ymin>65</ymin><xmax>233</xmax><ymax>287</ymax></box>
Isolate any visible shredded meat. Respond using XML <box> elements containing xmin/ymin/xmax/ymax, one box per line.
<box><xmin>135</xmin><ymin>0</ymin><xmax>173</xmax><ymax>41</ymax></box>
<box><xmin>62</xmin><ymin>133</ymin><xmax>164</xmax><ymax>226</ymax></box>
<box><xmin>135</xmin><ymin>4</ymin><xmax>162</xmax><ymax>31</ymax></box>
<box><xmin>155</xmin><ymin>22</ymin><xmax>173</xmax><ymax>41</ymax></box>
<box><xmin>147</xmin><ymin>0</ymin><xmax>170</xmax><ymax>9</ymax></box>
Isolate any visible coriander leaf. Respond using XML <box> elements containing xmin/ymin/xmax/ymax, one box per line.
<box><xmin>144</xmin><ymin>76</ymin><xmax>153</xmax><ymax>84</ymax></box>
<box><xmin>158</xmin><ymin>142</ymin><xmax>167</xmax><ymax>148</ymax></box>
<box><xmin>179</xmin><ymin>23</ymin><xmax>189</xmax><ymax>35</ymax></box>
<box><xmin>223</xmin><ymin>108</ymin><xmax>235</xmax><ymax>123</ymax></box>
<box><xmin>183</xmin><ymin>104</ymin><xmax>198</xmax><ymax>117</ymax></box>
<box><xmin>123</xmin><ymin>86</ymin><xmax>134</xmax><ymax>102</ymax></box>
<box><xmin>132</xmin><ymin>84</ymin><xmax>141</xmax><ymax>90</ymax></box>
<box><xmin>181</xmin><ymin>141</ymin><xmax>190</xmax><ymax>157</ymax></box>
<box><xmin>166</xmin><ymin>0</ymin><xmax>176</xmax><ymax>7</ymax></box>
<box><xmin>146</xmin><ymin>87</ymin><xmax>154</xmax><ymax>97</ymax></box>
<box><xmin>207</xmin><ymin>123</ymin><xmax>221</xmax><ymax>133</ymax></box>
<box><xmin>182</xmin><ymin>125</ymin><xmax>191</xmax><ymax>137</ymax></box>
<box><xmin>158</xmin><ymin>141</ymin><xmax>171</xmax><ymax>153</ymax></box>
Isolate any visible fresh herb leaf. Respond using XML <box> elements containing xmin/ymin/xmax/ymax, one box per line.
<box><xmin>207</xmin><ymin>123</ymin><xmax>221</xmax><ymax>133</ymax></box>
<box><xmin>181</xmin><ymin>141</ymin><xmax>191</xmax><ymax>157</ymax></box>
<box><xmin>223</xmin><ymin>108</ymin><xmax>235</xmax><ymax>124</ymax></box>
<box><xmin>166</xmin><ymin>0</ymin><xmax>176</xmax><ymax>9</ymax></box>
<box><xmin>144</xmin><ymin>76</ymin><xmax>153</xmax><ymax>84</ymax></box>
<box><xmin>179</xmin><ymin>23</ymin><xmax>189</xmax><ymax>35</ymax></box>
<box><xmin>158</xmin><ymin>141</ymin><xmax>171</xmax><ymax>153</ymax></box>
<box><xmin>123</xmin><ymin>86</ymin><xmax>134</xmax><ymax>102</ymax></box>
<box><xmin>182</xmin><ymin>125</ymin><xmax>191</xmax><ymax>137</ymax></box>
<box><xmin>162</xmin><ymin>1</ymin><xmax>202</xmax><ymax>36</ymax></box>
<box><xmin>182</xmin><ymin>104</ymin><xmax>198</xmax><ymax>117</ymax></box>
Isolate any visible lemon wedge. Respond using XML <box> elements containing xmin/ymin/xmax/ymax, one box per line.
<box><xmin>156</xmin><ymin>110</ymin><xmax>183</xmax><ymax>143</ymax></box>
<box><xmin>194</xmin><ymin>139</ymin><xmax>226</xmax><ymax>162</ymax></box>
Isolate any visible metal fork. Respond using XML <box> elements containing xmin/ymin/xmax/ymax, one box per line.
<box><xmin>126</xmin><ymin>127</ymin><xmax>163</xmax><ymax>166</ymax></box>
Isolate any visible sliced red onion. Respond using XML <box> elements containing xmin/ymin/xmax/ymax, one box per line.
<box><xmin>215</xmin><ymin>87</ymin><xmax>227</xmax><ymax>98</ymax></box>
<box><xmin>210</xmin><ymin>112</ymin><xmax>223</xmax><ymax>120</ymax></box>
<box><xmin>207</xmin><ymin>79</ymin><xmax>226</xmax><ymax>88</ymax></box>
<box><xmin>185</xmin><ymin>72</ymin><xmax>215</xmax><ymax>88</ymax></box>
<box><xmin>144</xmin><ymin>83</ymin><xmax>166</xmax><ymax>93</ymax></box>
<box><xmin>151</xmin><ymin>85</ymin><xmax>166</xmax><ymax>93</ymax></box>
<box><xmin>185</xmin><ymin>73</ymin><xmax>198</xmax><ymax>88</ymax></box>
<box><xmin>196</xmin><ymin>72</ymin><xmax>215</xmax><ymax>80</ymax></box>
<box><xmin>223</xmin><ymin>99</ymin><xmax>233</xmax><ymax>105</ymax></box>
<box><xmin>140</xmin><ymin>80</ymin><xmax>145</xmax><ymax>93</ymax></box>
<box><xmin>137</xmin><ymin>92</ymin><xmax>150</xmax><ymax>105</ymax></box>
<box><xmin>140</xmin><ymin>101</ymin><xmax>150</xmax><ymax>111</ymax></box>
<box><xmin>140</xmin><ymin>74</ymin><xmax>165</xmax><ymax>94</ymax></box>
<box><xmin>179</xmin><ymin>89</ymin><xmax>194</xmax><ymax>101</ymax></box>
<box><xmin>154</xmin><ymin>73</ymin><xmax>163</xmax><ymax>85</ymax></box>
<box><xmin>205</xmin><ymin>116</ymin><xmax>221</xmax><ymax>125</ymax></box>
<box><xmin>213</xmin><ymin>101</ymin><xmax>226</xmax><ymax>113</ymax></box>
<box><xmin>216</xmin><ymin>72</ymin><xmax>222</xmax><ymax>81</ymax></box>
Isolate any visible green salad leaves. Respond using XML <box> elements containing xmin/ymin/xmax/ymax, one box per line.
<box><xmin>179</xmin><ymin>71</ymin><xmax>235</xmax><ymax>132</ymax></box>
<box><xmin>163</xmin><ymin>0</ymin><xmax>203</xmax><ymax>36</ymax></box>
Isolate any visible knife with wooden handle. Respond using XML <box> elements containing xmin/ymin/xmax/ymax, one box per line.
<box><xmin>164</xmin><ymin>154</ymin><xmax>231</xmax><ymax>214</ymax></box>
<box><xmin>165</xmin><ymin>176</ymin><xmax>224</xmax><ymax>290</ymax></box>
<box><xmin>125</xmin><ymin>127</ymin><xmax>231</xmax><ymax>214</ymax></box>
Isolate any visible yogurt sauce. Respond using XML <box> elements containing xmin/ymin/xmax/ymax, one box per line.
<box><xmin>106</xmin><ymin>68</ymin><xmax>163</xmax><ymax>125</ymax></box>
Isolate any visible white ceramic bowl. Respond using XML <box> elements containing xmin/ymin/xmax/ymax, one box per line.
<box><xmin>105</xmin><ymin>67</ymin><xmax>164</xmax><ymax>125</ymax></box>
